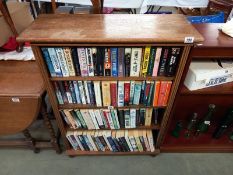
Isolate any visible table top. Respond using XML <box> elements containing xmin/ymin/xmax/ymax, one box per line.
<box><xmin>17</xmin><ymin>14</ymin><xmax>204</xmax><ymax>44</ymax></box>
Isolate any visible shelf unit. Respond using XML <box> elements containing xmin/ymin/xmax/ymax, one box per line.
<box><xmin>17</xmin><ymin>14</ymin><xmax>203</xmax><ymax>156</ymax></box>
<box><xmin>161</xmin><ymin>23</ymin><xmax>233</xmax><ymax>152</ymax></box>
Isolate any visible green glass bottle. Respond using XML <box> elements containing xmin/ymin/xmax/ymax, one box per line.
<box><xmin>185</xmin><ymin>113</ymin><xmax>198</xmax><ymax>138</ymax></box>
<box><xmin>196</xmin><ymin>104</ymin><xmax>216</xmax><ymax>136</ymax></box>
<box><xmin>171</xmin><ymin>121</ymin><xmax>183</xmax><ymax>138</ymax></box>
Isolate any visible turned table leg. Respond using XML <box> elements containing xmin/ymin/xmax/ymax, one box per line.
<box><xmin>23</xmin><ymin>129</ymin><xmax>40</xmax><ymax>153</ymax></box>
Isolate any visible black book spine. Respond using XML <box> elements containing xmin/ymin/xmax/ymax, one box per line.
<box><xmin>87</xmin><ymin>81</ymin><xmax>96</xmax><ymax>105</ymax></box>
<box><xmin>92</xmin><ymin>48</ymin><xmax>98</xmax><ymax>76</ymax></box>
<box><xmin>96</xmin><ymin>47</ymin><xmax>105</xmax><ymax>76</ymax></box>
<box><xmin>112</xmin><ymin>138</ymin><xmax>122</xmax><ymax>152</ymax></box>
<box><xmin>158</xmin><ymin>47</ymin><xmax>169</xmax><ymax>76</ymax></box>
<box><xmin>120</xmin><ymin>137</ymin><xmax>130</xmax><ymax>152</ymax></box>
<box><xmin>69</xmin><ymin>81</ymin><xmax>77</xmax><ymax>103</ymax></box>
<box><xmin>124</xmin><ymin>51</ymin><xmax>131</xmax><ymax>77</ymax></box>
<box><xmin>107</xmin><ymin>137</ymin><xmax>118</xmax><ymax>152</ymax></box>
<box><xmin>136</xmin><ymin>109</ymin><xmax>140</xmax><ymax>127</ymax></box>
<box><xmin>98</xmin><ymin>136</ymin><xmax>108</xmax><ymax>150</ymax></box>
<box><xmin>57</xmin><ymin>81</ymin><xmax>68</xmax><ymax>103</ymax></box>
<box><xmin>118</xmin><ymin>110</ymin><xmax>125</xmax><ymax>128</ymax></box>
<box><xmin>140</xmin><ymin>81</ymin><xmax>146</xmax><ymax>104</ymax></box>
<box><xmin>139</xmin><ymin>108</ymin><xmax>146</xmax><ymax>126</ymax></box>
<box><xmin>118</xmin><ymin>138</ymin><xmax>127</xmax><ymax>152</ymax></box>
<box><xmin>71</xmin><ymin>47</ymin><xmax>81</xmax><ymax>76</ymax></box>
<box><xmin>78</xmin><ymin>135</ymin><xmax>90</xmax><ymax>151</ymax></box>
<box><xmin>165</xmin><ymin>47</ymin><xmax>181</xmax><ymax>76</ymax></box>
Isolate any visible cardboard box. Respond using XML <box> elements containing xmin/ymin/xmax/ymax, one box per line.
<box><xmin>0</xmin><ymin>1</ymin><xmax>34</xmax><ymax>46</ymax></box>
<box><xmin>184</xmin><ymin>60</ymin><xmax>233</xmax><ymax>90</ymax></box>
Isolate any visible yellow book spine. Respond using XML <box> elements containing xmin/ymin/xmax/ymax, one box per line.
<box><xmin>102</xmin><ymin>81</ymin><xmax>111</xmax><ymax>106</ymax></box>
<box><xmin>141</xmin><ymin>46</ymin><xmax>151</xmax><ymax>77</ymax></box>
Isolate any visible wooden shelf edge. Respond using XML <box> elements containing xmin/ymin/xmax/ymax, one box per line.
<box><xmin>66</xmin><ymin>149</ymin><xmax>160</xmax><ymax>156</ymax></box>
<box><xmin>50</xmin><ymin>76</ymin><xmax>174</xmax><ymax>82</ymax></box>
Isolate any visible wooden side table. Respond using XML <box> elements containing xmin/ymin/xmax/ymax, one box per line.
<box><xmin>0</xmin><ymin>60</ymin><xmax>61</xmax><ymax>153</ymax></box>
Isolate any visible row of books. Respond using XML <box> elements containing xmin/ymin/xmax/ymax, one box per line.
<box><xmin>54</xmin><ymin>80</ymin><xmax>172</xmax><ymax>107</ymax></box>
<box><xmin>66</xmin><ymin>129</ymin><xmax>155</xmax><ymax>152</ymax></box>
<box><xmin>61</xmin><ymin>108</ymin><xmax>159</xmax><ymax>130</ymax></box>
<box><xmin>41</xmin><ymin>47</ymin><xmax>181</xmax><ymax>78</ymax></box>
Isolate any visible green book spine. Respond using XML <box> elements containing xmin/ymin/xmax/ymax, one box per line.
<box><xmin>147</xmin><ymin>47</ymin><xmax>156</xmax><ymax>76</ymax></box>
<box><xmin>75</xmin><ymin>110</ymin><xmax>87</xmax><ymax>129</ymax></box>
<box><xmin>146</xmin><ymin>81</ymin><xmax>154</xmax><ymax>106</ymax></box>
<box><xmin>110</xmin><ymin>110</ymin><xmax>118</xmax><ymax>129</ymax></box>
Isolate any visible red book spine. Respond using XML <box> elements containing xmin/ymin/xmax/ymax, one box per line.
<box><xmin>143</xmin><ymin>82</ymin><xmax>151</xmax><ymax>105</ymax></box>
<box><xmin>110</xmin><ymin>82</ymin><xmax>117</xmax><ymax>107</ymax></box>
<box><xmin>124</xmin><ymin>81</ymin><xmax>130</xmax><ymax>105</ymax></box>
<box><xmin>163</xmin><ymin>81</ymin><xmax>172</xmax><ymax>106</ymax></box>
<box><xmin>103</xmin><ymin>110</ymin><xmax>110</xmax><ymax>129</ymax></box>
<box><xmin>157</xmin><ymin>81</ymin><xmax>167</xmax><ymax>106</ymax></box>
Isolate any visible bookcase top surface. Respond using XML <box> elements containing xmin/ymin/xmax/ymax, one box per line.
<box><xmin>17</xmin><ymin>14</ymin><xmax>203</xmax><ymax>44</ymax></box>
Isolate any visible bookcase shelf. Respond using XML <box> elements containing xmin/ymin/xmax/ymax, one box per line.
<box><xmin>17</xmin><ymin>14</ymin><xmax>203</xmax><ymax>156</ymax></box>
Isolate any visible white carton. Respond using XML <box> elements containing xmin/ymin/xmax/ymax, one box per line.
<box><xmin>184</xmin><ymin>60</ymin><xmax>233</xmax><ymax>91</ymax></box>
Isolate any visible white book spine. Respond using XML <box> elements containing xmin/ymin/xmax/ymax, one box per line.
<box><xmin>66</xmin><ymin>135</ymin><xmax>77</xmax><ymax>150</ymax></box>
<box><xmin>130</xmin><ymin>48</ymin><xmax>142</xmax><ymax>77</ymax></box>
<box><xmin>129</xmin><ymin>81</ymin><xmax>135</xmax><ymax>104</ymax></box>
<box><xmin>63</xmin><ymin>47</ymin><xmax>75</xmax><ymax>76</ymax></box>
<box><xmin>66</xmin><ymin>91</ymin><xmax>73</xmax><ymax>104</ymax></box>
<box><xmin>80</xmin><ymin>110</ymin><xmax>92</xmax><ymax>129</ymax></box>
<box><xmin>125</xmin><ymin>131</ymin><xmax>133</xmax><ymax>152</ymax></box>
<box><xmin>117</xmin><ymin>81</ymin><xmax>124</xmax><ymax>107</ymax></box>
<box><xmin>106</xmin><ymin>110</ymin><xmax>115</xmax><ymax>129</ymax></box>
<box><xmin>86</xmin><ymin>132</ymin><xmax>98</xmax><ymax>151</ymax></box>
<box><xmin>55</xmin><ymin>48</ymin><xmax>69</xmax><ymax>77</ymax></box>
<box><xmin>47</xmin><ymin>48</ymin><xmax>62</xmax><ymax>76</ymax></box>
<box><xmin>85</xmin><ymin>48</ymin><xmax>95</xmax><ymax>76</ymax></box>
<box><xmin>125</xmin><ymin>111</ymin><xmax>131</xmax><ymax>129</ymax></box>
<box><xmin>94</xmin><ymin>81</ymin><xmax>102</xmax><ymax>107</ymax></box>
<box><xmin>55</xmin><ymin>90</ymin><xmax>64</xmax><ymax>104</ymax></box>
<box><xmin>147</xmin><ymin>130</ymin><xmax>155</xmax><ymax>152</ymax></box>
<box><xmin>74</xmin><ymin>132</ymin><xmax>84</xmax><ymax>151</ymax></box>
<box><xmin>73</xmin><ymin>81</ymin><xmax>81</xmax><ymax>104</ymax></box>
<box><xmin>129</xmin><ymin>137</ymin><xmax>138</xmax><ymax>151</ymax></box>
<box><xmin>84</xmin><ymin>81</ymin><xmax>90</xmax><ymax>104</ymax></box>
<box><xmin>89</xmin><ymin>110</ymin><xmax>100</xmax><ymax>129</ymax></box>
<box><xmin>130</xmin><ymin>109</ymin><xmax>136</xmax><ymax>128</ymax></box>
<box><xmin>102</xmin><ymin>131</ymin><xmax>113</xmax><ymax>151</ymax></box>
<box><xmin>77</xmin><ymin>48</ymin><xmax>88</xmax><ymax>76</ymax></box>
<box><xmin>94</xmin><ymin>109</ymin><xmax>104</xmax><ymax>127</ymax></box>
<box><xmin>78</xmin><ymin>81</ymin><xmax>86</xmax><ymax>104</ymax></box>
<box><xmin>113</xmin><ymin>109</ymin><xmax>120</xmax><ymax>129</ymax></box>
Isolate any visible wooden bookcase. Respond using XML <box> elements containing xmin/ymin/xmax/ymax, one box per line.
<box><xmin>161</xmin><ymin>23</ymin><xmax>233</xmax><ymax>152</ymax></box>
<box><xmin>17</xmin><ymin>14</ymin><xmax>203</xmax><ymax>156</ymax></box>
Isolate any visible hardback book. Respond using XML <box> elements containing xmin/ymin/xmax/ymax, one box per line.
<box><xmin>117</xmin><ymin>109</ymin><xmax>125</xmax><ymax>128</ymax></box>
<box><xmin>124</xmin><ymin>48</ymin><xmax>131</xmax><ymax>77</ymax></box>
<box><xmin>130</xmin><ymin>48</ymin><xmax>142</xmax><ymax>77</ymax></box>
<box><xmin>158</xmin><ymin>47</ymin><xmax>169</xmax><ymax>76</ymax></box>
<box><xmin>41</xmin><ymin>48</ymin><xmax>56</xmax><ymax>77</ymax></box>
<box><xmin>157</xmin><ymin>81</ymin><xmax>168</xmax><ymax>106</ymax></box>
<box><xmin>147</xmin><ymin>47</ymin><xmax>157</xmax><ymax>76</ymax></box>
<box><xmin>111</xmin><ymin>48</ymin><xmax>118</xmax><ymax>77</ymax></box>
<box><xmin>71</xmin><ymin>48</ymin><xmax>81</xmax><ymax>76</ymax></box>
<box><xmin>53</xmin><ymin>82</ymin><xmax>64</xmax><ymax>104</ymax></box>
<box><xmin>78</xmin><ymin>81</ymin><xmax>86</xmax><ymax>104</ymax></box>
<box><xmin>152</xmin><ymin>47</ymin><xmax>162</xmax><ymax>76</ymax></box>
<box><xmin>124</xmin><ymin>109</ymin><xmax>131</xmax><ymax>128</ymax></box>
<box><xmin>130</xmin><ymin>109</ymin><xmax>136</xmax><ymax>128</ymax></box>
<box><xmin>57</xmin><ymin>81</ymin><xmax>68</xmax><ymax>103</ymax></box>
<box><xmin>64</xmin><ymin>81</ymin><xmax>73</xmax><ymax>103</ymax></box>
<box><xmin>129</xmin><ymin>81</ymin><xmax>135</xmax><ymax>105</ymax></box>
<box><xmin>92</xmin><ymin>47</ymin><xmax>98</xmax><ymax>76</ymax></box>
<box><xmin>68</xmin><ymin>81</ymin><xmax>77</xmax><ymax>103</ymax></box>
<box><xmin>74</xmin><ymin>110</ymin><xmax>87</xmax><ymax>129</ymax></box>
<box><xmin>47</xmin><ymin>48</ymin><xmax>62</xmax><ymax>77</ymax></box>
<box><xmin>94</xmin><ymin>109</ymin><xmax>105</xmax><ymax>129</ymax></box>
<box><xmin>96</xmin><ymin>47</ymin><xmax>105</xmax><ymax>76</ymax></box>
<box><xmin>89</xmin><ymin>109</ymin><xmax>100</xmax><ymax>129</ymax></box>
<box><xmin>55</xmin><ymin>48</ymin><xmax>69</xmax><ymax>77</ymax></box>
<box><xmin>124</xmin><ymin>81</ymin><xmax>130</xmax><ymax>105</ymax></box>
<box><xmin>118</xmin><ymin>48</ymin><xmax>125</xmax><ymax>77</ymax></box>
<box><xmin>77</xmin><ymin>48</ymin><xmax>88</xmax><ymax>76</ymax></box>
<box><xmin>145</xmin><ymin>108</ymin><xmax>153</xmax><ymax>126</ymax></box>
<box><xmin>117</xmin><ymin>81</ymin><xmax>124</xmax><ymax>107</ymax></box>
<box><xmin>84</xmin><ymin>81</ymin><xmax>91</xmax><ymax>104</ymax></box>
<box><xmin>102</xmin><ymin>81</ymin><xmax>111</xmax><ymax>106</ymax></box>
<box><xmin>153</xmin><ymin>81</ymin><xmax>161</xmax><ymax>107</ymax></box>
<box><xmin>93</xmin><ymin>81</ymin><xmax>102</xmax><ymax>107</ymax></box>
<box><xmin>147</xmin><ymin>81</ymin><xmax>155</xmax><ymax>106</ymax></box>
<box><xmin>141</xmin><ymin>46</ymin><xmax>151</xmax><ymax>77</ymax></box>
<box><xmin>166</xmin><ymin>47</ymin><xmax>181</xmax><ymax>76</ymax></box>
<box><xmin>104</xmin><ymin>48</ymin><xmax>111</xmax><ymax>76</ymax></box>
<box><xmin>73</xmin><ymin>81</ymin><xmax>81</xmax><ymax>104</ymax></box>
<box><xmin>133</xmin><ymin>81</ymin><xmax>142</xmax><ymax>105</ymax></box>
<box><xmin>85</xmin><ymin>48</ymin><xmax>95</xmax><ymax>76</ymax></box>
<box><xmin>87</xmin><ymin>81</ymin><xmax>96</xmax><ymax>105</ymax></box>
<box><xmin>63</xmin><ymin>47</ymin><xmax>76</xmax><ymax>76</ymax></box>
<box><xmin>146</xmin><ymin>130</ymin><xmax>155</xmax><ymax>152</ymax></box>
<box><xmin>110</xmin><ymin>81</ymin><xmax>117</xmax><ymax>107</ymax></box>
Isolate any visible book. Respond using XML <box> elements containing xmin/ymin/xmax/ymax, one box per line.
<box><xmin>104</xmin><ymin>48</ymin><xmax>111</xmax><ymax>76</ymax></box>
<box><xmin>128</xmin><ymin>130</ymin><xmax>138</xmax><ymax>151</ymax></box>
<box><xmin>74</xmin><ymin>110</ymin><xmax>87</xmax><ymax>129</ymax></box>
<box><xmin>124</xmin><ymin>81</ymin><xmax>130</xmax><ymax>105</ymax></box>
<box><xmin>70</xmin><ymin>110</ymin><xmax>82</xmax><ymax>128</ymax></box>
<box><xmin>57</xmin><ymin>81</ymin><xmax>68</xmax><ymax>103</ymax></box>
<box><xmin>152</xmin><ymin>47</ymin><xmax>162</xmax><ymax>76</ymax></box>
<box><xmin>130</xmin><ymin>109</ymin><xmax>136</xmax><ymax>128</ymax></box>
<box><xmin>166</xmin><ymin>47</ymin><xmax>181</xmax><ymax>76</ymax></box>
<box><xmin>66</xmin><ymin>131</ymin><xmax>79</xmax><ymax>150</ymax></box>
<box><xmin>89</xmin><ymin>109</ymin><xmax>100</xmax><ymax>129</ymax></box>
<box><xmin>102</xmin><ymin>81</ymin><xmax>111</xmax><ymax>106</ymax></box>
<box><xmin>111</xmin><ymin>48</ymin><xmax>118</xmax><ymax>77</ymax></box>
<box><xmin>124</xmin><ymin>48</ymin><xmax>131</xmax><ymax>77</ymax></box>
<box><xmin>63</xmin><ymin>47</ymin><xmax>76</xmax><ymax>76</ymax></box>
<box><xmin>139</xmin><ymin>130</ymin><xmax>147</xmax><ymax>151</ymax></box>
<box><xmin>143</xmin><ymin>81</ymin><xmax>151</xmax><ymax>106</ymax></box>
<box><xmin>110</xmin><ymin>81</ymin><xmax>117</xmax><ymax>107</ymax></box>
<box><xmin>71</xmin><ymin>48</ymin><xmax>81</xmax><ymax>76</ymax></box>
<box><xmin>130</xmin><ymin>48</ymin><xmax>142</xmax><ymax>77</ymax></box>
<box><xmin>80</xmin><ymin>109</ymin><xmax>95</xmax><ymax>129</ymax></box>
<box><xmin>157</xmin><ymin>81</ymin><xmax>168</xmax><ymax>106</ymax></box>
<box><xmin>153</xmin><ymin>108</ymin><xmax>159</xmax><ymax>125</ymax></box>
<box><xmin>92</xmin><ymin>47</ymin><xmax>98</xmax><ymax>76</ymax></box>
<box><xmin>74</xmin><ymin>131</ymin><xmax>84</xmax><ymax>151</ymax></box>
<box><xmin>142</xmin><ymin>130</ymin><xmax>150</xmax><ymax>151</ymax></box>
<box><xmin>145</xmin><ymin>108</ymin><xmax>153</xmax><ymax>126</ymax></box>
<box><xmin>110</xmin><ymin>110</ymin><xmax>119</xmax><ymax>129</ymax></box>
<box><xmin>136</xmin><ymin>109</ymin><xmax>140</xmax><ymax>126</ymax></box>
<box><xmin>117</xmin><ymin>81</ymin><xmax>124</xmax><ymax>107</ymax></box>
<box><xmin>124</xmin><ymin>109</ymin><xmax>131</xmax><ymax>128</ymax></box>
<box><xmin>93</xmin><ymin>81</ymin><xmax>102</xmax><ymax>107</ymax></box>
<box><xmin>68</xmin><ymin>81</ymin><xmax>77</xmax><ymax>104</ymax></box>
<box><xmin>129</xmin><ymin>81</ymin><xmax>135</xmax><ymax>105</ymax></box>
<box><xmin>63</xmin><ymin>109</ymin><xmax>77</xmax><ymax>129</ymax></box>
<box><xmin>133</xmin><ymin>81</ymin><xmax>142</xmax><ymax>105</ymax></box>
<box><xmin>96</xmin><ymin>47</ymin><xmax>105</xmax><ymax>76</ymax></box>
<box><xmin>53</xmin><ymin>82</ymin><xmax>64</xmax><ymax>104</ymax></box>
<box><xmin>147</xmin><ymin>47</ymin><xmax>157</xmax><ymax>76</ymax></box>
<box><xmin>41</xmin><ymin>48</ymin><xmax>56</xmax><ymax>77</ymax></box>
<box><xmin>158</xmin><ymin>47</ymin><xmax>169</xmax><ymax>76</ymax></box>
<box><xmin>84</xmin><ymin>81</ymin><xmax>90</xmax><ymax>104</ymax></box>
<box><xmin>118</xmin><ymin>48</ymin><xmax>125</xmax><ymax>77</ymax></box>
<box><xmin>134</xmin><ymin>130</ymin><xmax>143</xmax><ymax>152</ymax></box>
<box><xmin>60</xmin><ymin>110</ymin><xmax>72</xmax><ymax>127</ymax></box>
<box><xmin>87</xmin><ymin>81</ymin><xmax>96</xmax><ymax>105</ymax></box>
<box><xmin>139</xmin><ymin>108</ymin><xmax>146</xmax><ymax>126</ymax></box>
<box><xmin>140</xmin><ymin>81</ymin><xmax>146</xmax><ymax>104</ymax></box>
<box><xmin>47</xmin><ymin>48</ymin><xmax>62</xmax><ymax>77</ymax></box>
<box><xmin>153</xmin><ymin>81</ymin><xmax>161</xmax><ymax>107</ymax></box>
<box><xmin>77</xmin><ymin>48</ymin><xmax>88</xmax><ymax>76</ymax></box>
<box><xmin>55</xmin><ymin>48</ymin><xmax>69</xmax><ymax>77</ymax></box>
<box><xmin>94</xmin><ymin>109</ymin><xmax>105</xmax><ymax>129</ymax></box>
<box><xmin>147</xmin><ymin>81</ymin><xmax>154</xmax><ymax>106</ymax></box>
<box><xmin>141</xmin><ymin>46</ymin><xmax>151</xmax><ymax>76</ymax></box>
<box><xmin>162</xmin><ymin>81</ymin><xmax>172</xmax><ymax>106</ymax></box>
<box><xmin>102</xmin><ymin>109</ymin><xmax>110</xmax><ymax>129</ymax></box>
<box><xmin>73</xmin><ymin>81</ymin><xmax>81</xmax><ymax>104</ymax></box>
<box><xmin>85</xmin><ymin>48</ymin><xmax>95</xmax><ymax>76</ymax></box>
<box><xmin>106</xmin><ymin>110</ymin><xmax>115</xmax><ymax>129</ymax></box>
<box><xmin>78</xmin><ymin>81</ymin><xmax>86</xmax><ymax>104</ymax></box>
<box><xmin>64</xmin><ymin>81</ymin><xmax>73</xmax><ymax>103</ymax></box>
<box><xmin>146</xmin><ymin>130</ymin><xmax>155</xmax><ymax>152</ymax></box>
<box><xmin>117</xmin><ymin>109</ymin><xmax>125</xmax><ymax>128</ymax></box>
<box><xmin>124</xmin><ymin>130</ymin><xmax>133</xmax><ymax>152</ymax></box>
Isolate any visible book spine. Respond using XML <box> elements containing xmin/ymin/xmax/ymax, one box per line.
<box><xmin>143</xmin><ymin>81</ymin><xmax>151</xmax><ymax>106</ymax></box>
<box><xmin>92</xmin><ymin>48</ymin><xmax>98</xmax><ymax>76</ymax></box>
<box><xmin>110</xmin><ymin>110</ymin><xmax>118</xmax><ymax>129</ymax></box>
<box><xmin>162</xmin><ymin>81</ymin><xmax>172</xmax><ymax>106</ymax></box>
<box><xmin>78</xmin><ymin>81</ymin><xmax>86</xmax><ymax>104</ymax></box>
<box><xmin>41</xmin><ymin>48</ymin><xmax>56</xmax><ymax>77</ymax></box>
<box><xmin>118</xmin><ymin>81</ymin><xmax>124</xmax><ymax>107</ymax></box>
<box><xmin>95</xmin><ymin>135</ymin><xmax>105</xmax><ymax>151</ymax></box>
<box><xmin>87</xmin><ymin>81</ymin><xmax>96</xmax><ymax>105</ymax></box>
<box><xmin>74</xmin><ymin>134</ymin><xmax>84</xmax><ymax>151</ymax></box>
<box><xmin>111</xmin><ymin>48</ymin><xmax>118</xmax><ymax>77</ymax></box>
<box><xmin>129</xmin><ymin>81</ymin><xmax>135</xmax><ymax>105</ymax></box>
<box><xmin>63</xmin><ymin>110</ymin><xmax>77</xmax><ymax>129</ymax></box>
<box><xmin>153</xmin><ymin>81</ymin><xmax>161</xmax><ymax>107</ymax></box>
<box><xmin>139</xmin><ymin>108</ymin><xmax>146</xmax><ymax>126</ymax></box>
<box><xmin>68</xmin><ymin>81</ymin><xmax>77</xmax><ymax>104</ymax></box>
<box><xmin>166</xmin><ymin>47</ymin><xmax>181</xmax><ymax>76</ymax></box>
<box><xmin>118</xmin><ymin>110</ymin><xmax>125</xmax><ymax>128</ymax></box>
<box><xmin>110</xmin><ymin>81</ymin><xmax>117</xmax><ymax>107</ymax></box>
<box><xmin>145</xmin><ymin>108</ymin><xmax>153</xmax><ymax>126</ymax></box>
<box><xmin>57</xmin><ymin>81</ymin><xmax>68</xmax><ymax>103</ymax></box>
<box><xmin>129</xmin><ymin>136</ymin><xmax>138</xmax><ymax>151</ymax></box>
<box><xmin>147</xmin><ymin>47</ymin><xmax>156</xmax><ymax>76</ymax></box>
<box><xmin>73</xmin><ymin>81</ymin><xmax>81</xmax><ymax>104</ymax></box>
<box><xmin>124</xmin><ymin>48</ymin><xmax>131</xmax><ymax>77</ymax></box>
<box><xmin>130</xmin><ymin>48</ymin><xmax>142</xmax><ymax>77</ymax></box>
<box><xmin>78</xmin><ymin>135</ymin><xmax>90</xmax><ymax>151</ymax></box>
<box><xmin>106</xmin><ymin>110</ymin><xmax>115</xmax><ymax>129</ymax></box>
<box><xmin>139</xmin><ymin>136</ymin><xmax>147</xmax><ymax>151</ymax></box>
<box><xmin>70</xmin><ymin>110</ymin><xmax>82</xmax><ymax>128</ymax></box>
<box><xmin>133</xmin><ymin>82</ymin><xmax>142</xmax><ymax>105</ymax></box>
<box><xmin>94</xmin><ymin>81</ymin><xmax>102</xmax><ymax>107</ymax></box>
<box><xmin>102</xmin><ymin>110</ymin><xmax>110</xmax><ymax>129</ymax></box>
<box><xmin>157</xmin><ymin>81</ymin><xmax>168</xmax><ymax>106</ymax></box>
<box><xmin>124</xmin><ymin>131</ymin><xmax>133</xmax><ymax>152</ymax></box>
<box><xmin>107</xmin><ymin>136</ymin><xmax>118</xmax><ymax>152</ymax></box>
<box><xmin>84</xmin><ymin>81</ymin><xmax>90</xmax><ymax>104</ymax></box>
<box><xmin>85</xmin><ymin>48</ymin><xmax>95</xmax><ymax>76</ymax></box>
<box><xmin>83</xmin><ymin>134</ymin><xmax>94</xmax><ymax>151</ymax></box>
<box><xmin>130</xmin><ymin>109</ymin><xmax>136</xmax><ymax>128</ymax></box>
<box><xmin>136</xmin><ymin>109</ymin><xmax>140</xmax><ymax>126</ymax></box>
<box><xmin>102</xmin><ymin>81</ymin><xmax>111</xmax><ymax>106</ymax></box>
<box><xmin>118</xmin><ymin>48</ymin><xmax>125</xmax><ymax>77</ymax></box>
<box><xmin>96</xmin><ymin>47</ymin><xmax>105</xmax><ymax>76</ymax></box>
<box><xmin>147</xmin><ymin>81</ymin><xmax>154</xmax><ymax>106</ymax></box>
<box><xmin>60</xmin><ymin>110</ymin><xmax>72</xmax><ymax>127</ymax></box>
<box><xmin>113</xmin><ymin>109</ymin><xmax>120</xmax><ymax>129</ymax></box>
<box><xmin>102</xmin><ymin>131</ymin><xmax>113</xmax><ymax>151</ymax></box>
<box><xmin>158</xmin><ymin>47</ymin><xmax>169</xmax><ymax>76</ymax></box>
<box><xmin>124</xmin><ymin>109</ymin><xmax>131</xmax><ymax>128</ymax></box>
<box><xmin>94</xmin><ymin>110</ymin><xmax>105</xmax><ymax>129</ymax></box>
<box><xmin>71</xmin><ymin>48</ymin><xmax>81</xmax><ymax>76</ymax></box>
<box><xmin>124</xmin><ymin>81</ymin><xmax>130</xmax><ymax>105</ymax></box>
<box><xmin>66</xmin><ymin>134</ymin><xmax>79</xmax><ymax>150</ymax></box>
<box><xmin>152</xmin><ymin>47</ymin><xmax>162</xmax><ymax>76</ymax></box>
<box><xmin>141</xmin><ymin>46</ymin><xmax>151</xmax><ymax>77</ymax></box>
<box><xmin>89</xmin><ymin>110</ymin><xmax>100</xmax><ymax>129</ymax></box>
<box><xmin>74</xmin><ymin>110</ymin><xmax>87</xmax><ymax>129</ymax></box>
<box><xmin>64</xmin><ymin>81</ymin><xmax>73</xmax><ymax>103</ymax></box>
<box><xmin>147</xmin><ymin>130</ymin><xmax>155</xmax><ymax>152</ymax></box>
<box><xmin>77</xmin><ymin>48</ymin><xmax>88</xmax><ymax>76</ymax></box>
<box><xmin>53</xmin><ymin>82</ymin><xmax>64</xmax><ymax>104</ymax></box>
<box><xmin>104</xmin><ymin>48</ymin><xmax>111</xmax><ymax>76</ymax></box>
<box><xmin>55</xmin><ymin>48</ymin><xmax>69</xmax><ymax>77</ymax></box>
<box><xmin>47</xmin><ymin>48</ymin><xmax>62</xmax><ymax>77</ymax></box>
<box><xmin>140</xmin><ymin>81</ymin><xmax>146</xmax><ymax>104</ymax></box>
<box><xmin>63</xmin><ymin>47</ymin><xmax>76</xmax><ymax>76</ymax></box>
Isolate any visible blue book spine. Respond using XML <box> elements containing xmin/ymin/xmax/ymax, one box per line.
<box><xmin>83</xmin><ymin>135</ymin><xmax>94</xmax><ymax>151</ymax></box>
<box><xmin>78</xmin><ymin>135</ymin><xmax>89</xmax><ymax>151</ymax></box>
<box><xmin>68</xmin><ymin>81</ymin><xmax>77</xmax><ymax>104</ymax></box>
<box><xmin>133</xmin><ymin>82</ymin><xmax>142</xmax><ymax>105</ymax></box>
<box><xmin>111</xmin><ymin>48</ymin><xmax>118</xmax><ymax>77</ymax></box>
<box><xmin>73</xmin><ymin>81</ymin><xmax>81</xmax><ymax>104</ymax></box>
<box><xmin>107</xmin><ymin>136</ymin><xmax>118</xmax><ymax>152</ymax></box>
<box><xmin>87</xmin><ymin>81</ymin><xmax>96</xmax><ymax>105</ymax></box>
<box><xmin>41</xmin><ymin>48</ymin><xmax>56</xmax><ymax>77</ymax></box>
<box><xmin>47</xmin><ymin>48</ymin><xmax>63</xmax><ymax>77</ymax></box>
<box><xmin>95</xmin><ymin>137</ymin><xmax>105</xmax><ymax>151</ymax></box>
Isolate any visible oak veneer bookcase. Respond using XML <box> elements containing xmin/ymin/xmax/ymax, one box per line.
<box><xmin>17</xmin><ymin>14</ymin><xmax>203</xmax><ymax>156</ymax></box>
